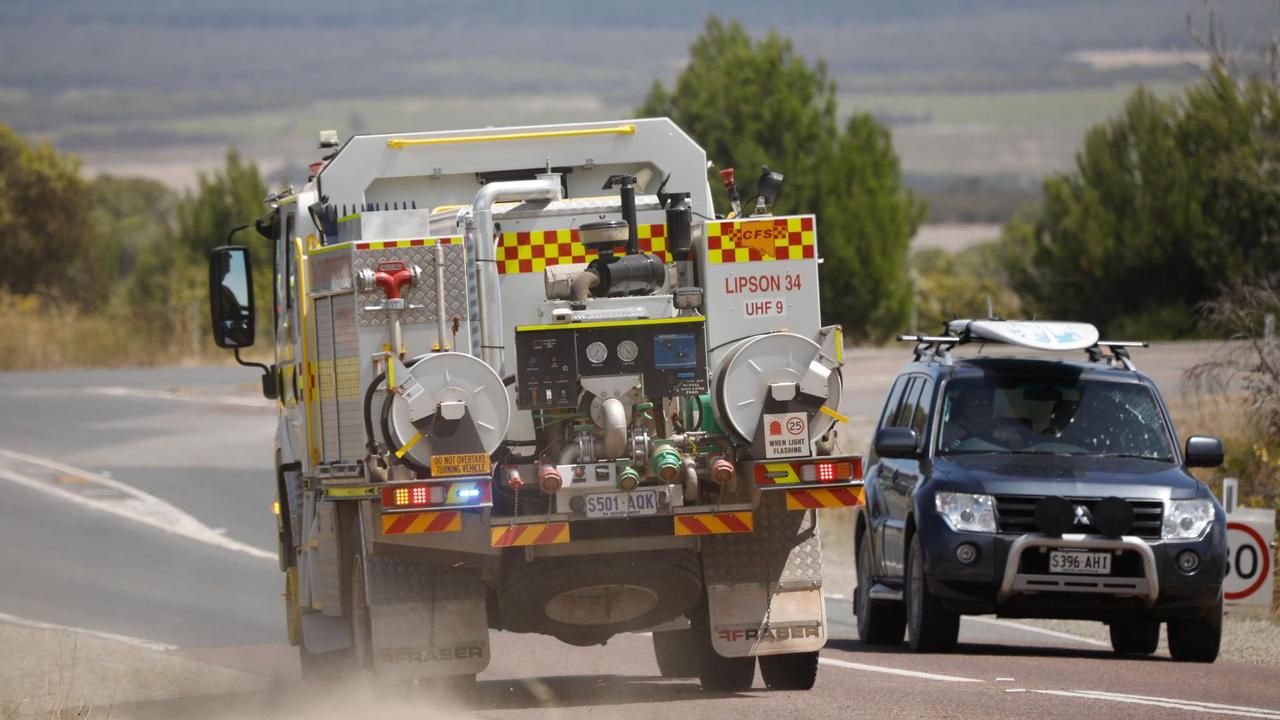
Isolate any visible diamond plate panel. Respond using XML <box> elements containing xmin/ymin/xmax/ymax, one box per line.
<box><xmin>364</xmin><ymin>556</ymin><xmax>484</xmax><ymax>606</ymax></box>
<box><xmin>701</xmin><ymin>491</ymin><xmax>823</xmax><ymax>587</ymax></box>
<box><xmin>354</xmin><ymin>244</ymin><xmax>470</xmax><ymax>329</ymax></box>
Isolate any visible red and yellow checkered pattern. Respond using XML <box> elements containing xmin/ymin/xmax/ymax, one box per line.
<box><xmin>674</xmin><ymin>512</ymin><xmax>754</xmax><ymax>536</ymax></box>
<box><xmin>785</xmin><ymin>487</ymin><xmax>864</xmax><ymax>510</ymax></box>
<box><xmin>496</xmin><ymin>224</ymin><xmax>668</xmax><ymax>274</ymax></box>
<box><xmin>490</xmin><ymin>522</ymin><xmax>570</xmax><ymax>547</ymax></box>
<box><xmin>381</xmin><ymin>510</ymin><xmax>462</xmax><ymax>535</ymax></box>
<box><xmin>355</xmin><ymin>236</ymin><xmax>462</xmax><ymax>251</ymax></box>
<box><xmin>706</xmin><ymin>216</ymin><xmax>816</xmax><ymax>264</ymax></box>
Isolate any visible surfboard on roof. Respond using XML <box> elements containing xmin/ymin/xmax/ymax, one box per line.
<box><xmin>944</xmin><ymin>319</ymin><xmax>1100</xmax><ymax>351</ymax></box>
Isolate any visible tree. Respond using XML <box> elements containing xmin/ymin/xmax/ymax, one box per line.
<box><xmin>128</xmin><ymin>148</ymin><xmax>269</xmax><ymax>344</ymax></box>
<box><xmin>1003</xmin><ymin>68</ymin><xmax>1280</xmax><ymax>338</ymax></box>
<box><xmin>0</xmin><ymin>125</ymin><xmax>110</xmax><ymax>307</ymax></box>
<box><xmin>637</xmin><ymin>17</ymin><xmax>924</xmax><ymax>342</ymax></box>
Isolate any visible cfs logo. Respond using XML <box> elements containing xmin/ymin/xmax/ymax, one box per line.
<box><xmin>728</xmin><ymin>222</ymin><xmax>788</xmax><ymax>258</ymax></box>
<box><xmin>718</xmin><ymin>625</ymin><xmax>821</xmax><ymax>643</ymax></box>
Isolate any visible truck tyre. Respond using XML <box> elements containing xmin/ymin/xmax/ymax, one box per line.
<box><xmin>499</xmin><ymin>550</ymin><xmax>702</xmax><ymax>646</ymax></box>
<box><xmin>690</xmin><ymin>601</ymin><xmax>755</xmax><ymax>692</ymax></box>
<box><xmin>653</xmin><ymin>629</ymin><xmax>699</xmax><ymax>678</ymax></box>
<box><xmin>854</xmin><ymin>532</ymin><xmax>906</xmax><ymax>645</ymax></box>
<box><xmin>1108</xmin><ymin>621</ymin><xmax>1159</xmax><ymax>655</ymax></box>
<box><xmin>349</xmin><ymin>545</ymin><xmax>374</xmax><ymax>672</ymax></box>
<box><xmin>299</xmin><ymin>646</ymin><xmax>348</xmax><ymax>681</ymax></box>
<box><xmin>1168</xmin><ymin>594</ymin><xmax>1222</xmax><ymax>663</ymax></box>
<box><xmin>759</xmin><ymin>651</ymin><xmax>819</xmax><ymax>690</ymax></box>
<box><xmin>905</xmin><ymin>534</ymin><xmax>959</xmax><ymax>653</ymax></box>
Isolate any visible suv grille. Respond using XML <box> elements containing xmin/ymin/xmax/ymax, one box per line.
<box><xmin>993</xmin><ymin>495</ymin><xmax>1164</xmax><ymax>539</ymax></box>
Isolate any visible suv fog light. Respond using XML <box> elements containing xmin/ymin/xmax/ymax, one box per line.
<box><xmin>955</xmin><ymin>542</ymin><xmax>979</xmax><ymax>565</ymax></box>
<box><xmin>1176</xmin><ymin>549</ymin><xmax>1201</xmax><ymax>574</ymax></box>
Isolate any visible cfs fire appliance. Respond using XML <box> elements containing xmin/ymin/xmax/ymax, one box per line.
<box><xmin>207</xmin><ymin>118</ymin><xmax>862</xmax><ymax>691</ymax></box>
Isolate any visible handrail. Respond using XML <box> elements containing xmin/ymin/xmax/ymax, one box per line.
<box><xmin>386</xmin><ymin>124</ymin><xmax>636</xmax><ymax>149</ymax></box>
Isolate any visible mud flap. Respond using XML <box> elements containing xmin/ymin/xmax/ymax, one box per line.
<box><xmin>359</xmin><ymin>532</ymin><xmax>490</xmax><ymax>679</ymax></box>
<box><xmin>701</xmin><ymin>492</ymin><xmax>826</xmax><ymax>658</ymax></box>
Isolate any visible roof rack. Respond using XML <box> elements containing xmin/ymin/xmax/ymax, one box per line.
<box><xmin>1086</xmin><ymin>341</ymin><xmax>1149</xmax><ymax>371</ymax></box>
<box><xmin>897</xmin><ymin>320</ymin><xmax>1149</xmax><ymax>370</ymax></box>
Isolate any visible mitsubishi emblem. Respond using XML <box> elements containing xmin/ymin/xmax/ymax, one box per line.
<box><xmin>1073</xmin><ymin>505</ymin><xmax>1093</xmax><ymax>527</ymax></box>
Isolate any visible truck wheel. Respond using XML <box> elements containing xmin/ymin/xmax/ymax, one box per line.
<box><xmin>854</xmin><ymin>533</ymin><xmax>905</xmax><ymax>645</ymax></box>
<box><xmin>905</xmin><ymin>534</ymin><xmax>959</xmax><ymax>653</ymax></box>
<box><xmin>1108</xmin><ymin>621</ymin><xmax>1159</xmax><ymax>655</ymax></box>
<box><xmin>349</xmin><ymin>550</ymin><xmax>373</xmax><ymax>672</ymax></box>
<box><xmin>690</xmin><ymin>602</ymin><xmax>755</xmax><ymax>692</ymax></box>
<box><xmin>1168</xmin><ymin>594</ymin><xmax>1222</xmax><ymax>663</ymax></box>
<box><xmin>653</xmin><ymin>629</ymin><xmax>699</xmax><ymax>678</ymax></box>
<box><xmin>759</xmin><ymin>651</ymin><xmax>819</xmax><ymax>690</ymax></box>
<box><xmin>298</xmin><ymin>646</ymin><xmax>348</xmax><ymax>681</ymax></box>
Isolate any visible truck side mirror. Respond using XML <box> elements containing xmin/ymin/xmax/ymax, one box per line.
<box><xmin>1184</xmin><ymin>435</ymin><xmax>1224</xmax><ymax>468</ymax></box>
<box><xmin>209</xmin><ymin>245</ymin><xmax>255</xmax><ymax>349</ymax></box>
<box><xmin>875</xmin><ymin>427</ymin><xmax>920</xmax><ymax>459</ymax></box>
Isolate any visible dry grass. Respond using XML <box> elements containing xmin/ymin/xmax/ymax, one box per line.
<box><xmin>0</xmin><ymin>291</ymin><xmax>225</xmax><ymax>370</ymax></box>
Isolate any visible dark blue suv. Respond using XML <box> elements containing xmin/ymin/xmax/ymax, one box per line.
<box><xmin>852</xmin><ymin>321</ymin><xmax>1228</xmax><ymax>662</ymax></box>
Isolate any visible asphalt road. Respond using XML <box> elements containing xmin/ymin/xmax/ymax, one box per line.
<box><xmin>1</xmin><ymin>346</ymin><xmax>1277</xmax><ymax>719</ymax></box>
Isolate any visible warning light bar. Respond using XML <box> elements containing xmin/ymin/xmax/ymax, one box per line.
<box><xmin>381</xmin><ymin>480</ymin><xmax>492</xmax><ymax>512</ymax></box>
<box><xmin>752</xmin><ymin>457</ymin><xmax>863</xmax><ymax>487</ymax></box>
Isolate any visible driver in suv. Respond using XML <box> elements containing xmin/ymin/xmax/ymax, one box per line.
<box><xmin>852</xmin><ymin>321</ymin><xmax>1228</xmax><ymax>662</ymax></box>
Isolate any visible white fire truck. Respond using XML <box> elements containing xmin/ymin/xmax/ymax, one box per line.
<box><xmin>208</xmin><ymin>118</ymin><xmax>861</xmax><ymax>691</ymax></box>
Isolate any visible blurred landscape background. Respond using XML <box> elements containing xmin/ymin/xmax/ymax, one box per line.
<box><xmin>2</xmin><ymin>2</ymin><xmax>1279</xmax><ymax>500</ymax></box>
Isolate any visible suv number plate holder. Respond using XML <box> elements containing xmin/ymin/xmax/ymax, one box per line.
<box><xmin>1048</xmin><ymin>549</ymin><xmax>1111</xmax><ymax>575</ymax></box>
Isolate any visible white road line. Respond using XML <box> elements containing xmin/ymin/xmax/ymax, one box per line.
<box><xmin>818</xmin><ymin>656</ymin><xmax>983</xmax><ymax>683</ymax></box>
<box><xmin>963</xmin><ymin>616</ymin><xmax>1109</xmax><ymax>647</ymax></box>
<box><xmin>1070</xmin><ymin>691</ymin><xmax>1280</xmax><ymax>718</ymax></box>
<box><xmin>0</xmin><ymin>449</ymin><xmax>275</xmax><ymax>561</ymax></box>
<box><xmin>1032</xmin><ymin>690</ymin><xmax>1280</xmax><ymax>719</ymax></box>
<box><xmin>84</xmin><ymin>386</ymin><xmax>272</xmax><ymax>408</ymax></box>
<box><xmin>0</xmin><ymin>611</ymin><xmax>176</xmax><ymax>652</ymax></box>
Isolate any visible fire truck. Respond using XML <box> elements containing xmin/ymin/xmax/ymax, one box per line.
<box><xmin>208</xmin><ymin>118</ymin><xmax>861</xmax><ymax>691</ymax></box>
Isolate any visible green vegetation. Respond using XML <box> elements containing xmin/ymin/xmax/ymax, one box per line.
<box><xmin>0</xmin><ymin>128</ymin><xmax>268</xmax><ymax>369</ymax></box>
<box><xmin>639</xmin><ymin>17</ymin><xmax>925</xmax><ymax>342</ymax></box>
<box><xmin>1001</xmin><ymin>69</ymin><xmax>1280</xmax><ymax>338</ymax></box>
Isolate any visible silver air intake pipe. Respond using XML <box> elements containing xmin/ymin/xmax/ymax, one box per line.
<box><xmin>469</xmin><ymin>175</ymin><xmax>563</xmax><ymax>373</ymax></box>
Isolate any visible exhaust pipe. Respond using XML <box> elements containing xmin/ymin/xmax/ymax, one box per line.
<box><xmin>469</xmin><ymin>175</ymin><xmax>563</xmax><ymax>374</ymax></box>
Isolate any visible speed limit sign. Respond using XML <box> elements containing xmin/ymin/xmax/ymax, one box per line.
<box><xmin>1225</xmin><ymin>508</ymin><xmax>1275</xmax><ymax>608</ymax></box>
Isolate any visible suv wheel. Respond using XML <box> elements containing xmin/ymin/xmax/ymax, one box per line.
<box><xmin>1168</xmin><ymin>593</ymin><xmax>1222</xmax><ymax>663</ymax></box>
<box><xmin>854</xmin><ymin>532</ymin><xmax>906</xmax><ymax>644</ymax></box>
<box><xmin>1108</xmin><ymin>620</ymin><xmax>1159</xmax><ymax>655</ymax></box>
<box><xmin>905</xmin><ymin>534</ymin><xmax>959</xmax><ymax>653</ymax></box>
<box><xmin>759</xmin><ymin>651</ymin><xmax>819</xmax><ymax>690</ymax></box>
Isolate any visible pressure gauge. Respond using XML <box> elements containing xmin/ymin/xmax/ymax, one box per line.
<box><xmin>617</xmin><ymin>340</ymin><xmax>639</xmax><ymax>363</ymax></box>
<box><xmin>585</xmin><ymin>341</ymin><xmax>608</xmax><ymax>364</ymax></box>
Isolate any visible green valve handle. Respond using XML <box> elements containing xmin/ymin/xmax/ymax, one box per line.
<box><xmin>650</xmin><ymin>445</ymin><xmax>683</xmax><ymax>483</ymax></box>
<box><xmin>618</xmin><ymin>465</ymin><xmax>641</xmax><ymax>491</ymax></box>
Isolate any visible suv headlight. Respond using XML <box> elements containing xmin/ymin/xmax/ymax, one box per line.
<box><xmin>935</xmin><ymin>492</ymin><xmax>997</xmax><ymax>533</ymax></box>
<box><xmin>1163</xmin><ymin>499</ymin><xmax>1215</xmax><ymax>539</ymax></box>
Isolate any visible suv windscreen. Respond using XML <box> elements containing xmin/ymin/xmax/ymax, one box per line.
<box><xmin>937</xmin><ymin>375</ymin><xmax>1174</xmax><ymax>461</ymax></box>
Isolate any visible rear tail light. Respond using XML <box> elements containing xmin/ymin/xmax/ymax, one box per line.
<box><xmin>800</xmin><ymin>460</ymin><xmax>857</xmax><ymax>484</ymax></box>
<box><xmin>381</xmin><ymin>481</ymin><xmax>491</xmax><ymax>509</ymax></box>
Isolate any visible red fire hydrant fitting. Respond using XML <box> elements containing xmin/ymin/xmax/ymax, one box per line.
<box><xmin>374</xmin><ymin>261</ymin><xmax>416</xmax><ymax>300</ymax></box>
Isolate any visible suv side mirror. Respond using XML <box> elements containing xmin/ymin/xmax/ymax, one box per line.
<box><xmin>209</xmin><ymin>245</ymin><xmax>255</xmax><ymax>349</ymax></box>
<box><xmin>875</xmin><ymin>427</ymin><xmax>920</xmax><ymax>459</ymax></box>
<box><xmin>1184</xmin><ymin>436</ymin><xmax>1224</xmax><ymax>468</ymax></box>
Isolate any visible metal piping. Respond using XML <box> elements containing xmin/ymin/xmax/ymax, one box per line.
<box><xmin>601</xmin><ymin>397</ymin><xmax>627</xmax><ymax>459</ymax></box>
<box><xmin>468</xmin><ymin>175</ymin><xmax>563</xmax><ymax>373</ymax></box>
